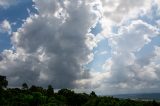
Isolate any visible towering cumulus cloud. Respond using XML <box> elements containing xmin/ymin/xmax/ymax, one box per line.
<box><xmin>0</xmin><ymin>0</ymin><xmax>99</xmax><ymax>88</ymax></box>
<box><xmin>0</xmin><ymin>0</ymin><xmax>160</xmax><ymax>94</ymax></box>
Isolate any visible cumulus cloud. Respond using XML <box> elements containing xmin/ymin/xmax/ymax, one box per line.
<box><xmin>98</xmin><ymin>0</ymin><xmax>153</xmax><ymax>37</ymax></box>
<box><xmin>0</xmin><ymin>20</ymin><xmax>11</xmax><ymax>34</ymax></box>
<box><xmin>0</xmin><ymin>0</ymin><xmax>99</xmax><ymax>88</ymax></box>
<box><xmin>93</xmin><ymin>5</ymin><xmax>160</xmax><ymax>94</ymax></box>
<box><xmin>78</xmin><ymin>0</ymin><xmax>160</xmax><ymax>93</ymax></box>
<box><xmin>101</xmin><ymin>0</ymin><xmax>151</xmax><ymax>22</ymax></box>
<box><xmin>109</xmin><ymin>20</ymin><xmax>159</xmax><ymax>52</ymax></box>
<box><xmin>0</xmin><ymin>0</ymin><xmax>160</xmax><ymax>94</ymax></box>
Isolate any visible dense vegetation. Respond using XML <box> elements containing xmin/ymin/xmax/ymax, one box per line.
<box><xmin>0</xmin><ymin>75</ymin><xmax>160</xmax><ymax>106</ymax></box>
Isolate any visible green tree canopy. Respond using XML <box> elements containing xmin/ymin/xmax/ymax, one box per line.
<box><xmin>22</xmin><ymin>83</ymin><xmax>28</xmax><ymax>90</ymax></box>
<box><xmin>0</xmin><ymin>75</ymin><xmax>8</xmax><ymax>89</ymax></box>
<box><xmin>90</xmin><ymin>91</ymin><xmax>97</xmax><ymax>97</ymax></box>
<box><xmin>47</xmin><ymin>85</ymin><xmax>54</xmax><ymax>97</ymax></box>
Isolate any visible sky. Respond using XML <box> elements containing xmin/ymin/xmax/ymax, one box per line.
<box><xmin>0</xmin><ymin>0</ymin><xmax>160</xmax><ymax>95</ymax></box>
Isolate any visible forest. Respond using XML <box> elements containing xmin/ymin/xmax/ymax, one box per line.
<box><xmin>0</xmin><ymin>75</ymin><xmax>160</xmax><ymax>106</ymax></box>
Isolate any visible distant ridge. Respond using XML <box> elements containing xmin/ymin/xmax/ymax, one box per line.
<box><xmin>113</xmin><ymin>93</ymin><xmax>160</xmax><ymax>100</ymax></box>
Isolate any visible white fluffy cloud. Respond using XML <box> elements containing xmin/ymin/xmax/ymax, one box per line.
<box><xmin>109</xmin><ymin>20</ymin><xmax>159</xmax><ymax>52</ymax></box>
<box><xmin>91</xmin><ymin>1</ymin><xmax>160</xmax><ymax>94</ymax></box>
<box><xmin>77</xmin><ymin>0</ymin><xmax>160</xmax><ymax>94</ymax></box>
<box><xmin>0</xmin><ymin>0</ymin><xmax>160</xmax><ymax>94</ymax></box>
<box><xmin>0</xmin><ymin>20</ymin><xmax>11</xmax><ymax>34</ymax></box>
<box><xmin>0</xmin><ymin>0</ymin><xmax>99</xmax><ymax>88</ymax></box>
<box><xmin>99</xmin><ymin>0</ymin><xmax>153</xmax><ymax>37</ymax></box>
<box><xmin>101</xmin><ymin>0</ymin><xmax>151</xmax><ymax>22</ymax></box>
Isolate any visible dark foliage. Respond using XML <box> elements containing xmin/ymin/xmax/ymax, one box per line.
<box><xmin>0</xmin><ymin>75</ymin><xmax>8</xmax><ymax>89</ymax></box>
<box><xmin>22</xmin><ymin>83</ymin><xmax>28</xmax><ymax>90</ymax></box>
<box><xmin>0</xmin><ymin>75</ymin><xmax>160</xmax><ymax>106</ymax></box>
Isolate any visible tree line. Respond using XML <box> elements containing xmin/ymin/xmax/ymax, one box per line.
<box><xmin>0</xmin><ymin>75</ymin><xmax>160</xmax><ymax>106</ymax></box>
